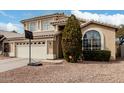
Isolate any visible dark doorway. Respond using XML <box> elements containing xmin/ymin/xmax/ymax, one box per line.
<box><xmin>4</xmin><ymin>43</ymin><xmax>10</xmax><ymax>56</ymax></box>
<box><xmin>58</xmin><ymin>25</ymin><xmax>65</xmax><ymax>31</ymax></box>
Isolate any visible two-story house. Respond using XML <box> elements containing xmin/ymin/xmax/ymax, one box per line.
<box><xmin>2</xmin><ymin>13</ymin><xmax>118</xmax><ymax>60</ymax></box>
<box><xmin>7</xmin><ymin>13</ymin><xmax>67</xmax><ymax>59</ymax></box>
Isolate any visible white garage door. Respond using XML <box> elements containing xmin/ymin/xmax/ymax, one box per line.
<box><xmin>16</xmin><ymin>41</ymin><xmax>47</xmax><ymax>59</ymax></box>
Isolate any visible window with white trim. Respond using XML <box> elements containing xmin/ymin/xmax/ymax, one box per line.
<box><xmin>29</xmin><ymin>21</ymin><xmax>37</xmax><ymax>31</ymax></box>
<box><xmin>38</xmin><ymin>21</ymin><xmax>40</xmax><ymax>29</ymax></box>
<box><xmin>83</xmin><ymin>30</ymin><xmax>101</xmax><ymax>50</ymax></box>
<box><xmin>41</xmin><ymin>19</ymin><xmax>54</xmax><ymax>31</ymax></box>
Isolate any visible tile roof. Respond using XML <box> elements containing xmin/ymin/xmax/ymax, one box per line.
<box><xmin>51</xmin><ymin>18</ymin><xmax>118</xmax><ymax>29</ymax></box>
<box><xmin>8</xmin><ymin>31</ymin><xmax>62</xmax><ymax>40</ymax></box>
<box><xmin>32</xmin><ymin>31</ymin><xmax>61</xmax><ymax>36</ymax></box>
<box><xmin>21</xmin><ymin>13</ymin><xmax>66</xmax><ymax>23</ymax></box>
<box><xmin>51</xmin><ymin>18</ymin><xmax>68</xmax><ymax>25</ymax></box>
<box><xmin>80</xmin><ymin>20</ymin><xmax>118</xmax><ymax>30</ymax></box>
<box><xmin>0</xmin><ymin>30</ymin><xmax>22</xmax><ymax>38</ymax></box>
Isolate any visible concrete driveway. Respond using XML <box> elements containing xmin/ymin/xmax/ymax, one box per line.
<box><xmin>0</xmin><ymin>57</ymin><xmax>64</xmax><ymax>73</ymax></box>
<box><xmin>0</xmin><ymin>58</ymin><xmax>30</xmax><ymax>72</ymax></box>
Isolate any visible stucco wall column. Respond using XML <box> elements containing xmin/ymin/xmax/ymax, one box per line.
<box><xmin>55</xmin><ymin>25</ymin><xmax>58</xmax><ymax>32</ymax></box>
<box><xmin>47</xmin><ymin>40</ymin><xmax>57</xmax><ymax>59</ymax></box>
<box><xmin>9</xmin><ymin>42</ymin><xmax>16</xmax><ymax>57</ymax></box>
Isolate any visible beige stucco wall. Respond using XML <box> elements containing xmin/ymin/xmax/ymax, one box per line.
<box><xmin>9</xmin><ymin>42</ymin><xmax>16</xmax><ymax>57</ymax></box>
<box><xmin>81</xmin><ymin>24</ymin><xmax>116</xmax><ymax>60</ymax></box>
<box><xmin>47</xmin><ymin>39</ymin><xmax>58</xmax><ymax>59</ymax></box>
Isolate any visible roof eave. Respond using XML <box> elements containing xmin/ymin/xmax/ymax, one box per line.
<box><xmin>81</xmin><ymin>21</ymin><xmax>119</xmax><ymax>31</ymax></box>
<box><xmin>20</xmin><ymin>13</ymin><xmax>66</xmax><ymax>23</ymax></box>
<box><xmin>7</xmin><ymin>32</ymin><xmax>61</xmax><ymax>41</ymax></box>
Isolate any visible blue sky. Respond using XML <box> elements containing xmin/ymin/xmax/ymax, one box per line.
<box><xmin>1</xmin><ymin>10</ymin><xmax>124</xmax><ymax>33</ymax></box>
<box><xmin>2</xmin><ymin>10</ymin><xmax>124</xmax><ymax>23</ymax></box>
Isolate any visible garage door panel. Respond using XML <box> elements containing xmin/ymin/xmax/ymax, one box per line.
<box><xmin>16</xmin><ymin>46</ymin><xmax>29</xmax><ymax>58</ymax></box>
<box><xmin>16</xmin><ymin>43</ymin><xmax>47</xmax><ymax>59</ymax></box>
<box><xmin>31</xmin><ymin>46</ymin><xmax>46</xmax><ymax>59</ymax></box>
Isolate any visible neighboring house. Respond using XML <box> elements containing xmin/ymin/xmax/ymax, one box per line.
<box><xmin>2</xmin><ymin>13</ymin><xmax>118</xmax><ymax>60</ymax></box>
<box><xmin>0</xmin><ymin>30</ymin><xmax>22</xmax><ymax>56</ymax></box>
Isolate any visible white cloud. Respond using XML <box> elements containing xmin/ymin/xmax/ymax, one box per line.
<box><xmin>71</xmin><ymin>10</ymin><xmax>124</xmax><ymax>26</ymax></box>
<box><xmin>7</xmin><ymin>23</ymin><xmax>18</xmax><ymax>31</ymax></box>
<box><xmin>0</xmin><ymin>22</ymin><xmax>23</xmax><ymax>33</ymax></box>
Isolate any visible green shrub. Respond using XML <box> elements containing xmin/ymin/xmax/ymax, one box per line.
<box><xmin>62</xmin><ymin>15</ymin><xmax>82</xmax><ymax>63</ymax></box>
<box><xmin>83</xmin><ymin>50</ymin><xmax>111</xmax><ymax>61</ymax></box>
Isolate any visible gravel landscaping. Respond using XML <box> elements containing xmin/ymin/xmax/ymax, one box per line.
<box><xmin>0</xmin><ymin>60</ymin><xmax>124</xmax><ymax>83</ymax></box>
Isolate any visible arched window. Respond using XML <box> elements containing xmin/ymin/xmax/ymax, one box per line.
<box><xmin>83</xmin><ymin>30</ymin><xmax>101</xmax><ymax>50</ymax></box>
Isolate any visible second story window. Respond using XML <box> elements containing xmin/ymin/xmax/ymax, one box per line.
<box><xmin>38</xmin><ymin>21</ymin><xmax>40</xmax><ymax>29</ymax></box>
<box><xmin>42</xmin><ymin>21</ymin><xmax>49</xmax><ymax>30</ymax></box>
<box><xmin>41</xmin><ymin>19</ymin><xmax>54</xmax><ymax>31</ymax></box>
<box><xmin>29</xmin><ymin>21</ymin><xmax>36</xmax><ymax>31</ymax></box>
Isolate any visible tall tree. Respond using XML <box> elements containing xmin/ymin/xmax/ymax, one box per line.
<box><xmin>116</xmin><ymin>25</ymin><xmax>124</xmax><ymax>37</ymax></box>
<box><xmin>62</xmin><ymin>15</ymin><xmax>82</xmax><ymax>62</ymax></box>
<box><xmin>116</xmin><ymin>25</ymin><xmax>124</xmax><ymax>45</ymax></box>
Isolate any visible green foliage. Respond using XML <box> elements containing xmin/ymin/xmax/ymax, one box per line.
<box><xmin>62</xmin><ymin>15</ymin><xmax>82</xmax><ymax>63</ymax></box>
<box><xmin>83</xmin><ymin>50</ymin><xmax>111</xmax><ymax>61</ymax></box>
<box><xmin>116</xmin><ymin>25</ymin><xmax>124</xmax><ymax>37</ymax></box>
<box><xmin>116</xmin><ymin>25</ymin><xmax>124</xmax><ymax>48</ymax></box>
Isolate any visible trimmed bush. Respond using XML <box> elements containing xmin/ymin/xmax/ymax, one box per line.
<box><xmin>83</xmin><ymin>50</ymin><xmax>111</xmax><ymax>61</ymax></box>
